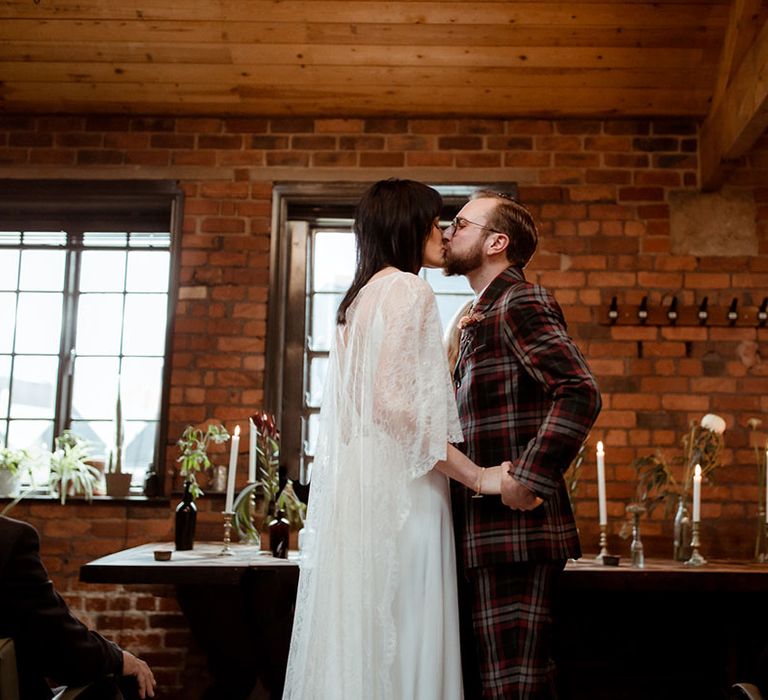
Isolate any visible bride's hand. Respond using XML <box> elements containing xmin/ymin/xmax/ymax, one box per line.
<box><xmin>479</xmin><ymin>465</ymin><xmax>503</xmax><ymax>495</ymax></box>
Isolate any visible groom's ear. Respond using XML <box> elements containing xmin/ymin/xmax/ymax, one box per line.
<box><xmin>486</xmin><ymin>232</ymin><xmax>510</xmax><ymax>256</ymax></box>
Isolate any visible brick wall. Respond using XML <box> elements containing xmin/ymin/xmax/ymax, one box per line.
<box><xmin>2</xmin><ymin>115</ymin><xmax>767</xmax><ymax>696</ymax></box>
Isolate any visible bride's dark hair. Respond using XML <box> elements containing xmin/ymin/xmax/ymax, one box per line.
<box><xmin>336</xmin><ymin>179</ymin><xmax>443</xmax><ymax>325</ymax></box>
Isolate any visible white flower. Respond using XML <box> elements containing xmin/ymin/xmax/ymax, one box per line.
<box><xmin>700</xmin><ymin>413</ymin><xmax>726</xmax><ymax>435</ymax></box>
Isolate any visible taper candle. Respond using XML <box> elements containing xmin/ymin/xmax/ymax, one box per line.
<box><xmin>225</xmin><ymin>425</ymin><xmax>240</xmax><ymax>513</ymax></box>
<box><xmin>596</xmin><ymin>441</ymin><xmax>607</xmax><ymax>526</ymax></box>
<box><xmin>692</xmin><ymin>463</ymin><xmax>702</xmax><ymax>523</ymax></box>
<box><xmin>248</xmin><ymin>416</ymin><xmax>256</xmax><ymax>483</ymax></box>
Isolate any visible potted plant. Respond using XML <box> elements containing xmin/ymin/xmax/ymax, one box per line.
<box><xmin>0</xmin><ymin>447</ymin><xmax>33</xmax><ymax>498</ymax></box>
<box><xmin>175</xmin><ymin>422</ymin><xmax>230</xmax><ymax>550</ymax></box>
<box><xmin>49</xmin><ymin>430</ymin><xmax>101</xmax><ymax>505</ymax></box>
<box><xmin>233</xmin><ymin>412</ymin><xmax>306</xmax><ymax>552</ymax></box>
<box><xmin>105</xmin><ymin>386</ymin><xmax>132</xmax><ymax>497</ymax></box>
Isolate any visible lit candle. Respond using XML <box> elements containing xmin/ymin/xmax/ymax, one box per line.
<box><xmin>596</xmin><ymin>441</ymin><xmax>607</xmax><ymax>526</ymax></box>
<box><xmin>248</xmin><ymin>416</ymin><xmax>256</xmax><ymax>483</ymax></box>
<box><xmin>692</xmin><ymin>463</ymin><xmax>702</xmax><ymax>523</ymax></box>
<box><xmin>225</xmin><ymin>425</ymin><xmax>240</xmax><ymax>513</ymax></box>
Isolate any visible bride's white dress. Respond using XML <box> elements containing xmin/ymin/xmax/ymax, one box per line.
<box><xmin>283</xmin><ymin>271</ymin><xmax>464</xmax><ymax>700</ymax></box>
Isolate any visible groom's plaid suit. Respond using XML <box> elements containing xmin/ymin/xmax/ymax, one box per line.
<box><xmin>451</xmin><ymin>265</ymin><xmax>601</xmax><ymax>699</ymax></box>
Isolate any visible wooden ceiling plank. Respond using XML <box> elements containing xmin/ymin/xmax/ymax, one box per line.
<box><xmin>0</xmin><ymin>81</ymin><xmax>712</xmax><ymax>115</ymax></box>
<box><xmin>700</xmin><ymin>13</ymin><xmax>768</xmax><ymax>189</ymax></box>
<box><xmin>0</xmin><ymin>1</ymin><xmax>730</xmax><ymax>28</ymax></box>
<box><xmin>0</xmin><ymin>62</ymin><xmax>713</xmax><ymax>90</ymax></box>
<box><xmin>0</xmin><ymin>41</ymin><xmax>710</xmax><ymax>69</ymax></box>
<box><xmin>0</xmin><ymin>19</ymin><xmax>724</xmax><ymax>49</ymax></box>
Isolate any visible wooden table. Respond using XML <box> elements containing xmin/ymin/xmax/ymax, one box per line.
<box><xmin>82</xmin><ymin>542</ymin><xmax>299</xmax><ymax>700</ymax></box>
<box><xmin>82</xmin><ymin>547</ymin><xmax>768</xmax><ymax>700</ymax></box>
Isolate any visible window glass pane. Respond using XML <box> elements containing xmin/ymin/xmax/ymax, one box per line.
<box><xmin>122</xmin><ymin>294</ymin><xmax>167</xmax><ymax>355</ymax></box>
<box><xmin>0</xmin><ymin>355</ymin><xmax>10</xmax><ymax>417</ymax></box>
<box><xmin>121</xmin><ymin>357</ymin><xmax>163</xmax><ymax>420</ymax></box>
<box><xmin>70</xmin><ymin>419</ymin><xmax>113</xmax><ymax>460</ymax></box>
<box><xmin>435</xmin><ymin>294</ymin><xmax>474</xmax><ymax>332</ymax></box>
<box><xmin>22</xmin><ymin>231</ymin><xmax>66</xmax><ymax>247</ymax></box>
<box><xmin>79</xmin><ymin>251</ymin><xmax>126</xmax><ymax>292</ymax></box>
<box><xmin>10</xmin><ymin>355</ymin><xmax>59</xmax><ymax>418</ymax></box>
<box><xmin>83</xmin><ymin>231</ymin><xmax>127</xmax><ymax>248</ymax></box>
<box><xmin>125</xmin><ymin>420</ymin><xmax>157</xmax><ymax>473</ymax></box>
<box><xmin>129</xmin><ymin>232</ymin><xmax>171</xmax><ymax>248</ymax></box>
<box><xmin>15</xmin><ymin>293</ymin><xmax>63</xmax><ymax>354</ymax></box>
<box><xmin>0</xmin><ymin>422</ymin><xmax>5</xmax><ymax>449</ymax></box>
<box><xmin>0</xmin><ymin>250</ymin><xmax>19</xmax><ymax>290</ymax></box>
<box><xmin>422</xmin><ymin>267</ymin><xmax>473</xmax><ymax>294</ymax></box>
<box><xmin>305</xmin><ymin>413</ymin><xmax>319</xmax><ymax>457</ymax></box>
<box><xmin>312</xmin><ymin>231</ymin><xmax>355</xmax><ymax>292</ymax></box>
<box><xmin>19</xmin><ymin>250</ymin><xmax>65</xmax><ymax>291</ymax></box>
<box><xmin>0</xmin><ymin>232</ymin><xmax>21</xmax><ymax>246</ymax></box>
<box><xmin>309</xmin><ymin>293</ymin><xmax>343</xmax><ymax>352</ymax></box>
<box><xmin>308</xmin><ymin>356</ymin><xmax>327</xmax><ymax>408</ymax></box>
<box><xmin>126</xmin><ymin>251</ymin><xmax>170</xmax><ymax>293</ymax></box>
<box><xmin>76</xmin><ymin>294</ymin><xmax>123</xmax><ymax>355</ymax></box>
<box><xmin>7</xmin><ymin>419</ymin><xmax>54</xmax><ymax>451</ymax></box>
<box><xmin>71</xmin><ymin>356</ymin><xmax>119</xmax><ymax>420</ymax></box>
<box><xmin>0</xmin><ymin>293</ymin><xmax>16</xmax><ymax>353</ymax></box>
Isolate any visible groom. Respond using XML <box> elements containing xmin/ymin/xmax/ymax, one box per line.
<box><xmin>443</xmin><ymin>191</ymin><xmax>601</xmax><ymax>699</ymax></box>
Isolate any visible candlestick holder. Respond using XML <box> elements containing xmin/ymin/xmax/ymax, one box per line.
<box><xmin>684</xmin><ymin>521</ymin><xmax>706</xmax><ymax>567</ymax></box>
<box><xmin>755</xmin><ymin>515</ymin><xmax>767</xmax><ymax>563</ymax></box>
<box><xmin>626</xmin><ymin>504</ymin><xmax>645</xmax><ymax>569</ymax></box>
<box><xmin>595</xmin><ymin>523</ymin><xmax>609</xmax><ymax>561</ymax></box>
<box><xmin>219</xmin><ymin>510</ymin><xmax>235</xmax><ymax>556</ymax></box>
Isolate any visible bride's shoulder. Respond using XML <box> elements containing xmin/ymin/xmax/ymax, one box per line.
<box><xmin>384</xmin><ymin>271</ymin><xmax>433</xmax><ymax>299</ymax></box>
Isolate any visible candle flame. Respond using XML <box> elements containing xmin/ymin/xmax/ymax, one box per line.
<box><xmin>234</xmin><ymin>425</ymin><xmax>241</xmax><ymax>437</ymax></box>
<box><xmin>596</xmin><ymin>440</ymin><xmax>604</xmax><ymax>454</ymax></box>
<box><xmin>694</xmin><ymin>463</ymin><xmax>701</xmax><ymax>477</ymax></box>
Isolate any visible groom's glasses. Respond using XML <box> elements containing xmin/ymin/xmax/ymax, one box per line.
<box><xmin>444</xmin><ymin>216</ymin><xmax>503</xmax><ymax>237</ymax></box>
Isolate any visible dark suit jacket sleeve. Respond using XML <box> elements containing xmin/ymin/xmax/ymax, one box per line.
<box><xmin>0</xmin><ymin>518</ymin><xmax>123</xmax><ymax>690</ymax></box>
<box><xmin>501</xmin><ymin>285</ymin><xmax>602</xmax><ymax>499</ymax></box>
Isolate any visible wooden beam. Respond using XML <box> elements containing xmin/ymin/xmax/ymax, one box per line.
<box><xmin>709</xmin><ymin>0</ymin><xmax>763</xmax><ymax>113</ymax></box>
<box><xmin>700</xmin><ymin>10</ymin><xmax>768</xmax><ymax>190</ymax></box>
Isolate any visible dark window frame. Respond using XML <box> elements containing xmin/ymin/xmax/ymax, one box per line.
<box><xmin>268</xmin><ymin>181</ymin><xmax>518</xmax><ymax>483</ymax></box>
<box><xmin>0</xmin><ymin>180</ymin><xmax>183</xmax><ymax>495</ymax></box>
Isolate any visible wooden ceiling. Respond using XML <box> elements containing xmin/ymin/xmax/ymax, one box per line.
<box><xmin>1</xmin><ymin>0</ymin><xmax>766</xmax><ymax>121</ymax></box>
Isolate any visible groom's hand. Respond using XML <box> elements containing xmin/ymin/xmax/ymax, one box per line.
<box><xmin>500</xmin><ymin>467</ymin><xmax>543</xmax><ymax>510</ymax></box>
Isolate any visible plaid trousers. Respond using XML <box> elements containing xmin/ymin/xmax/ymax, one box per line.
<box><xmin>459</xmin><ymin>560</ymin><xmax>566</xmax><ymax>700</ymax></box>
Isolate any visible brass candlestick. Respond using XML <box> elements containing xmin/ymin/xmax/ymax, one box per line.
<box><xmin>595</xmin><ymin>523</ymin><xmax>609</xmax><ymax>561</ymax></box>
<box><xmin>684</xmin><ymin>521</ymin><xmax>707</xmax><ymax>567</ymax></box>
<box><xmin>220</xmin><ymin>510</ymin><xmax>235</xmax><ymax>556</ymax></box>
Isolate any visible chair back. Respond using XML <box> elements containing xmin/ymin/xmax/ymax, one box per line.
<box><xmin>0</xmin><ymin>638</ymin><xmax>20</xmax><ymax>700</ymax></box>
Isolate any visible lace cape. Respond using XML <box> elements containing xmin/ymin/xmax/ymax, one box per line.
<box><xmin>283</xmin><ymin>271</ymin><xmax>462</xmax><ymax>699</ymax></box>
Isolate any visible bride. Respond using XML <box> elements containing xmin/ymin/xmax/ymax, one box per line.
<box><xmin>283</xmin><ymin>179</ymin><xmax>510</xmax><ymax>699</ymax></box>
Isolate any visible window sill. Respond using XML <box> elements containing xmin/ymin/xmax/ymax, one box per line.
<box><xmin>0</xmin><ymin>491</ymin><xmax>170</xmax><ymax>506</ymax></box>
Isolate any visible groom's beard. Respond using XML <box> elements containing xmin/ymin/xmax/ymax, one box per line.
<box><xmin>442</xmin><ymin>237</ymin><xmax>485</xmax><ymax>277</ymax></box>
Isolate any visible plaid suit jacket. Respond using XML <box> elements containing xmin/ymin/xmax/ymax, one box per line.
<box><xmin>451</xmin><ymin>266</ymin><xmax>602</xmax><ymax>568</ymax></box>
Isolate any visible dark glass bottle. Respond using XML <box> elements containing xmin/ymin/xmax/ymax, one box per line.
<box><xmin>143</xmin><ymin>464</ymin><xmax>160</xmax><ymax>498</ymax></box>
<box><xmin>269</xmin><ymin>508</ymin><xmax>290</xmax><ymax>559</ymax></box>
<box><xmin>175</xmin><ymin>480</ymin><xmax>197</xmax><ymax>551</ymax></box>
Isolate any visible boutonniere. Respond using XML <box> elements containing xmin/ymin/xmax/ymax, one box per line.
<box><xmin>457</xmin><ymin>310</ymin><xmax>485</xmax><ymax>330</ymax></box>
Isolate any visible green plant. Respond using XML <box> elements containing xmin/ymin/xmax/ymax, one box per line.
<box><xmin>631</xmin><ymin>413</ymin><xmax>727</xmax><ymax>517</ymax></box>
<box><xmin>0</xmin><ymin>446</ymin><xmax>34</xmax><ymax>478</ymax></box>
<box><xmin>176</xmin><ymin>423</ymin><xmax>230</xmax><ymax>499</ymax></box>
<box><xmin>233</xmin><ymin>412</ymin><xmax>306</xmax><ymax>542</ymax></box>
<box><xmin>49</xmin><ymin>431</ymin><xmax>100</xmax><ymax>505</ymax></box>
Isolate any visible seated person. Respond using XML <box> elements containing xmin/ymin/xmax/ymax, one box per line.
<box><xmin>0</xmin><ymin>515</ymin><xmax>155</xmax><ymax>700</ymax></box>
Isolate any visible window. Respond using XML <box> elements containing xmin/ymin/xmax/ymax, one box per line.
<box><xmin>268</xmin><ymin>183</ymin><xmax>517</xmax><ymax>484</ymax></box>
<box><xmin>0</xmin><ymin>181</ymin><xmax>181</xmax><ymax>491</ymax></box>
